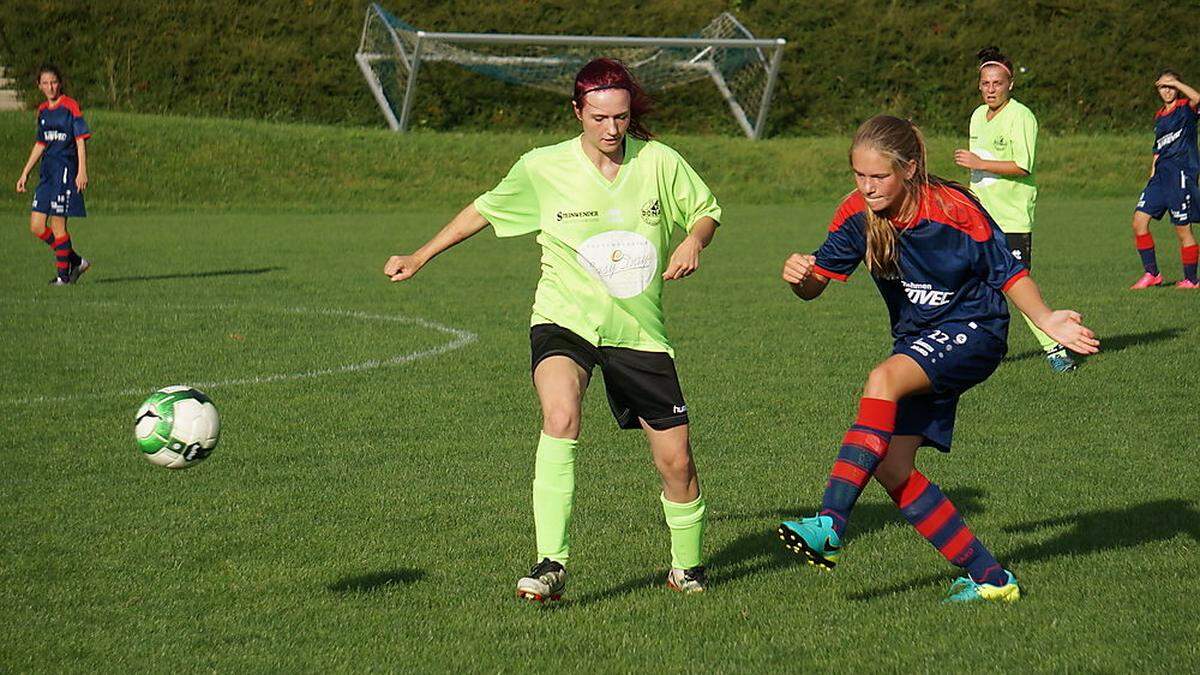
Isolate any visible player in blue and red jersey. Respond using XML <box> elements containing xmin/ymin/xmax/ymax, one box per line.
<box><xmin>1129</xmin><ymin>70</ymin><xmax>1200</xmax><ymax>289</ymax></box>
<box><xmin>777</xmin><ymin>115</ymin><xmax>1099</xmax><ymax>603</ymax></box>
<box><xmin>16</xmin><ymin>64</ymin><xmax>91</xmax><ymax>285</ymax></box>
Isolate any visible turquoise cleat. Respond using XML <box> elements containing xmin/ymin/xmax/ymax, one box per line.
<box><xmin>943</xmin><ymin>570</ymin><xmax>1021</xmax><ymax>603</ymax></box>
<box><xmin>1045</xmin><ymin>345</ymin><xmax>1078</xmax><ymax>373</ymax></box>
<box><xmin>778</xmin><ymin>515</ymin><xmax>842</xmax><ymax>570</ymax></box>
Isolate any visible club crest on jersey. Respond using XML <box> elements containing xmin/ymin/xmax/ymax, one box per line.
<box><xmin>992</xmin><ymin>136</ymin><xmax>1009</xmax><ymax>152</ymax></box>
<box><xmin>902</xmin><ymin>281</ymin><xmax>954</xmax><ymax>307</ymax></box>
<box><xmin>641</xmin><ymin>198</ymin><xmax>662</xmax><ymax>225</ymax></box>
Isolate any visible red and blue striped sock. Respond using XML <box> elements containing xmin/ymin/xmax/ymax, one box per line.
<box><xmin>1182</xmin><ymin>244</ymin><xmax>1198</xmax><ymax>283</ymax></box>
<box><xmin>888</xmin><ymin>469</ymin><xmax>1008</xmax><ymax>586</ymax></box>
<box><xmin>1135</xmin><ymin>233</ymin><xmax>1159</xmax><ymax>276</ymax></box>
<box><xmin>52</xmin><ymin>235</ymin><xmax>74</xmax><ymax>280</ymax></box>
<box><xmin>818</xmin><ymin>397</ymin><xmax>896</xmax><ymax>537</ymax></box>
<box><xmin>35</xmin><ymin>228</ymin><xmax>55</xmax><ymax>249</ymax></box>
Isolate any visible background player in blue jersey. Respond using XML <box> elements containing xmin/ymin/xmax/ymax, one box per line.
<box><xmin>777</xmin><ymin>115</ymin><xmax>1099</xmax><ymax>603</ymax></box>
<box><xmin>1129</xmin><ymin>70</ymin><xmax>1200</xmax><ymax>289</ymax></box>
<box><xmin>15</xmin><ymin>64</ymin><xmax>91</xmax><ymax>285</ymax></box>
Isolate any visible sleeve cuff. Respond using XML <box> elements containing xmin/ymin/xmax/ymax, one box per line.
<box><xmin>35</xmin><ymin>141</ymin><xmax>46</xmax><ymax>147</ymax></box>
<box><xmin>1001</xmin><ymin>268</ymin><xmax>1029</xmax><ymax>292</ymax></box>
<box><xmin>813</xmin><ymin>263</ymin><xmax>849</xmax><ymax>282</ymax></box>
<box><xmin>77</xmin><ymin>133</ymin><xmax>91</xmax><ymax>141</ymax></box>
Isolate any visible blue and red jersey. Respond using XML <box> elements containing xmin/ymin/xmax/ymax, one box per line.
<box><xmin>812</xmin><ymin>183</ymin><xmax>1027</xmax><ymax>341</ymax></box>
<box><xmin>1153</xmin><ymin>98</ymin><xmax>1199</xmax><ymax>171</ymax></box>
<box><xmin>35</xmin><ymin>95</ymin><xmax>90</xmax><ymax>172</ymax></box>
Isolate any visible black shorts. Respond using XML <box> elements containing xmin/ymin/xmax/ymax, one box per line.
<box><xmin>530</xmin><ymin>323</ymin><xmax>689</xmax><ymax>431</ymax></box>
<box><xmin>1005</xmin><ymin>232</ymin><xmax>1032</xmax><ymax>270</ymax></box>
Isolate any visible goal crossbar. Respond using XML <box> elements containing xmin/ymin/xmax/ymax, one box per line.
<box><xmin>356</xmin><ymin>3</ymin><xmax>787</xmax><ymax>139</ymax></box>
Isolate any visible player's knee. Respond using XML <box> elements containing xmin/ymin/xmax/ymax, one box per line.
<box><xmin>541</xmin><ymin>409</ymin><xmax>580</xmax><ymax>439</ymax></box>
<box><xmin>863</xmin><ymin>365</ymin><xmax>896</xmax><ymax>398</ymax></box>
<box><xmin>29</xmin><ymin>220</ymin><xmax>46</xmax><ymax>237</ymax></box>
<box><xmin>654</xmin><ymin>447</ymin><xmax>693</xmax><ymax>482</ymax></box>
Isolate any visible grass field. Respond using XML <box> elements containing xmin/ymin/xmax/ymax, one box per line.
<box><xmin>2</xmin><ymin>113</ymin><xmax>1198</xmax><ymax>671</ymax></box>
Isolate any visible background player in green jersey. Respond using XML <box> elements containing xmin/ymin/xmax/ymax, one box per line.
<box><xmin>953</xmin><ymin>47</ymin><xmax>1076</xmax><ymax>373</ymax></box>
<box><xmin>383</xmin><ymin>58</ymin><xmax>721</xmax><ymax>600</ymax></box>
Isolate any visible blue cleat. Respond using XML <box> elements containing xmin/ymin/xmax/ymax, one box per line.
<box><xmin>943</xmin><ymin>570</ymin><xmax>1021</xmax><ymax>603</ymax></box>
<box><xmin>1045</xmin><ymin>345</ymin><xmax>1077</xmax><ymax>373</ymax></box>
<box><xmin>778</xmin><ymin>515</ymin><xmax>842</xmax><ymax>570</ymax></box>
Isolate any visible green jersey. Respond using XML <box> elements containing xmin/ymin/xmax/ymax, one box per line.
<box><xmin>474</xmin><ymin>136</ymin><xmax>722</xmax><ymax>356</ymax></box>
<box><xmin>969</xmin><ymin>98</ymin><xmax>1038</xmax><ymax>233</ymax></box>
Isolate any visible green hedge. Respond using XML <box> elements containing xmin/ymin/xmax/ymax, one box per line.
<box><xmin>3</xmin><ymin>1</ymin><xmax>1196</xmax><ymax>135</ymax></box>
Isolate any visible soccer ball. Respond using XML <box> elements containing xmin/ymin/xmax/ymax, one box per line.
<box><xmin>134</xmin><ymin>386</ymin><xmax>220</xmax><ymax>469</ymax></box>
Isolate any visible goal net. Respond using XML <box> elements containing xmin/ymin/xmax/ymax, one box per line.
<box><xmin>355</xmin><ymin>3</ymin><xmax>786</xmax><ymax>139</ymax></box>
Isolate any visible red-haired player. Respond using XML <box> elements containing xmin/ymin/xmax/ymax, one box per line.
<box><xmin>383</xmin><ymin>58</ymin><xmax>721</xmax><ymax>600</ymax></box>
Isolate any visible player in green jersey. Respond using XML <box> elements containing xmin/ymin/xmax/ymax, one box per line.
<box><xmin>954</xmin><ymin>46</ymin><xmax>1076</xmax><ymax>373</ymax></box>
<box><xmin>383</xmin><ymin>58</ymin><xmax>721</xmax><ymax>601</ymax></box>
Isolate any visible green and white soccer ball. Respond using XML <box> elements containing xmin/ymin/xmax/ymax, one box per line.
<box><xmin>134</xmin><ymin>386</ymin><xmax>220</xmax><ymax>469</ymax></box>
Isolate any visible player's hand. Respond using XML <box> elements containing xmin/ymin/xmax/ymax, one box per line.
<box><xmin>75</xmin><ymin>171</ymin><xmax>88</xmax><ymax>192</ymax></box>
<box><xmin>663</xmin><ymin>236</ymin><xmax>702</xmax><ymax>280</ymax></box>
<box><xmin>16</xmin><ymin>175</ymin><xmax>26</xmax><ymax>193</ymax></box>
<box><xmin>1040</xmin><ymin>310</ymin><xmax>1100</xmax><ymax>355</ymax></box>
<box><xmin>953</xmin><ymin>149</ymin><xmax>982</xmax><ymax>170</ymax></box>
<box><xmin>781</xmin><ymin>253</ymin><xmax>816</xmax><ymax>285</ymax></box>
<box><xmin>1156</xmin><ymin>73</ymin><xmax>1180</xmax><ymax>89</ymax></box>
<box><xmin>384</xmin><ymin>254</ymin><xmax>423</xmax><ymax>282</ymax></box>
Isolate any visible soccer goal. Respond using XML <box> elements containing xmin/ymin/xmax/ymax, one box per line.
<box><xmin>355</xmin><ymin>3</ymin><xmax>787</xmax><ymax>140</ymax></box>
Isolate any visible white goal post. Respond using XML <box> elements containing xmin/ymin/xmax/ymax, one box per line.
<box><xmin>355</xmin><ymin>3</ymin><xmax>787</xmax><ymax>140</ymax></box>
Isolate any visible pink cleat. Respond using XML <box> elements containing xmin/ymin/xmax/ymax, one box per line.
<box><xmin>1130</xmin><ymin>272</ymin><xmax>1164</xmax><ymax>289</ymax></box>
<box><xmin>1177</xmin><ymin>279</ymin><xmax>1200</xmax><ymax>289</ymax></box>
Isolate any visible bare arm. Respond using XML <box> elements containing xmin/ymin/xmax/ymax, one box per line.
<box><xmin>953</xmin><ymin>151</ymin><xmax>1029</xmax><ymax>176</ymax></box>
<box><xmin>383</xmin><ymin>202</ymin><xmax>489</xmax><ymax>282</ymax></box>
<box><xmin>75</xmin><ymin>137</ymin><xmax>88</xmax><ymax>191</ymax></box>
<box><xmin>1159</xmin><ymin>74</ymin><xmax>1200</xmax><ymax>107</ymax></box>
<box><xmin>782</xmin><ymin>253</ymin><xmax>831</xmax><ymax>301</ymax></box>
<box><xmin>1003</xmin><ymin>276</ymin><xmax>1099</xmax><ymax>355</ymax></box>
<box><xmin>662</xmin><ymin>215</ymin><xmax>718</xmax><ymax>280</ymax></box>
<box><xmin>16</xmin><ymin>143</ymin><xmax>45</xmax><ymax>192</ymax></box>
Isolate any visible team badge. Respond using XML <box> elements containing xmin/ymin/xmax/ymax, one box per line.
<box><xmin>641</xmin><ymin>198</ymin><xmax>662</xmax><ymax>225</ymax></box>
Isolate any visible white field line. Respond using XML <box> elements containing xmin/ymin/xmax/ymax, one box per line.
<box><xmin>1</xmin><ymin>301</ymin><xmax>479</xmax><ymax>405</ymax></box>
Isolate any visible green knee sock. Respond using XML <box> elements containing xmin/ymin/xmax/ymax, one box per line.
<box><xmin>533</xmin><ymin>432</ymin><xmax>577</xmax><ymax>563</ymax></box>
<box><xmin>661</xmin><ymin>492</ymin><xmax>706</xmax><ymax>569</ymax></box>
<box><xmin>1020</xmin><ymin>311</ymin><xmax>1058</xmax><ymax>352</ymax></box>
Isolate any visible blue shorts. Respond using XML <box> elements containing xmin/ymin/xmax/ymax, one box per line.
<box><xmin>31</xmin><ymin>163</ymin><xmax>86</xmax><ymax>218</ymax></box>
<box><xmin>893</xmin><ymin>321</ymin><xmax>1007</xmax><ymax>452</ymax></box>
<box><xmin>1136</xmin><ymin>165</ymin><xmax>1200</xmax><ymax>225</ymax></box>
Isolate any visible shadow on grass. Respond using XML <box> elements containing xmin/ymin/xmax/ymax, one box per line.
<box><xmin>567</xmin><ymin>489</ymin><xmax>985</xmax><ymax>608</ymax></box>
<box><xmin>326</xmin><ymin>568</ymin><xmax>427</xmax><ymax>594</ymax></box>
<box><xmin>848</xmin><ymin>499</ymin><xmax>1200</xmax><ymax>601</ymax></box>
<box><xmin>1003</xmin><ymin>327</ymin><xmax>1186</xmax><ymax>363</ymax></box>
<box><xmin>94</xmin><ymin>266</ymin><xmax>286</xmax><ymax>284</ymax></box>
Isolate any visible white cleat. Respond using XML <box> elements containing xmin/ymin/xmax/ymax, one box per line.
<box><xmin>516</xmin><ymin>558</ymin><xmax>566</xmax><ymax>602</ymax></box>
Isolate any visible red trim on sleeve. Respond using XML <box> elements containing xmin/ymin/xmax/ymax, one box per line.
<box><xmin>828</xmin><ymin>192</ymin><xmax>866</xmax><ymax>232</ymax></box>
<box><xmin>1000</xmin><ymin>268</ymin><xmax>1030</xmax><ymax>292</ymax></box>
<box><xmin>924</xmin><ymin>185</ymin><xmax>993</xmax><ymax>242</ymax></box>
<box><xmin>58</xmin><ymin>96</ymin><xmax>83</xmax><ymax>116</ymax></box>
<box><xmin>35</xmin><ymin>140</ymin><xmax>47</xmax><ymax>147</ymax></box>
<box><xmin>77</xmin><ymin>133</ymin><xmax>91</xmax><ymax>141</ymax></box>
<box><xmin>1156</xmin><ymin>98</ymin><xmax>1189</xmax><ymax>119</ymax></box>
<box><xmin>812</xmin><ymin>263</ymin><xmax>848</xmax><ymax>282</ymax></box>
